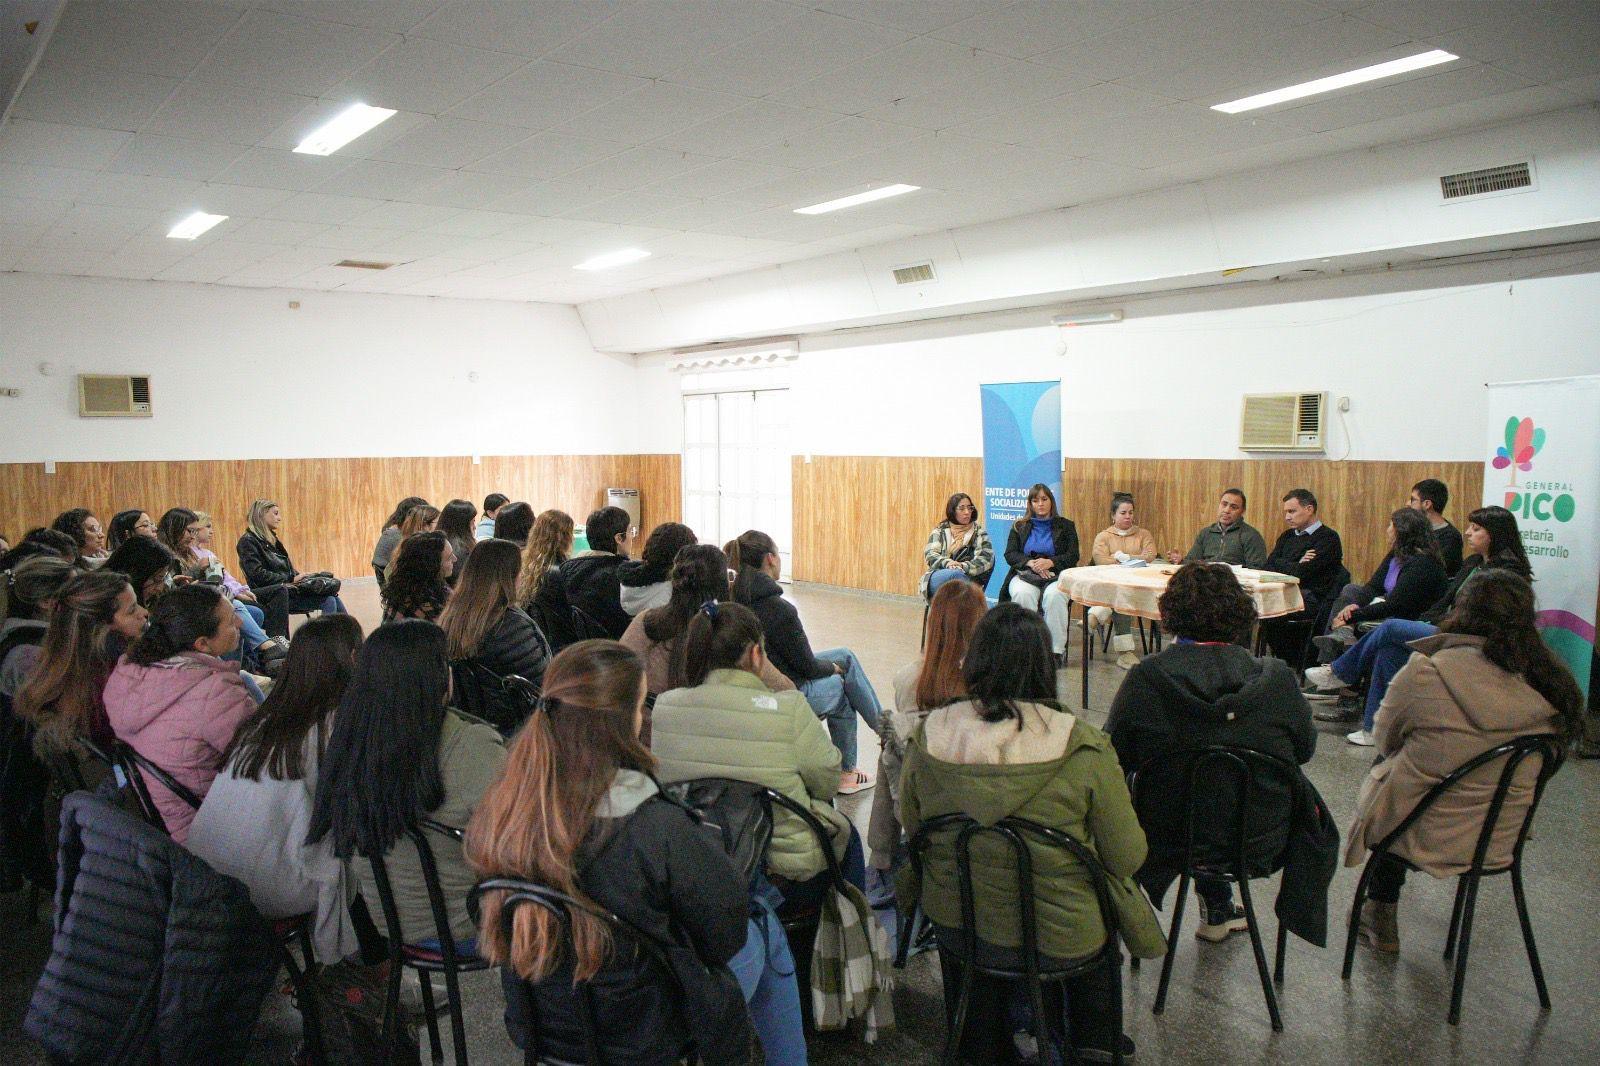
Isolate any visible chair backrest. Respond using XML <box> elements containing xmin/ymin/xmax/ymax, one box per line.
<box><xmin>365</xmin><ymin>817</ymin><xmax>474</xmax><ymax>971</ymax></box>
<box><xmin>1128</xmin><ymin>745</ymin><xmax>1304</xmax><ymax>876</ymax></box>
<box><xmin>468</xmin><ymin>878</ymin><xmax>693</xmax><ymax>1066</ymax></box>
<box><xmin>908</xmin><ymin>813</ymin><xmax>1118</xmax><ymax>974</ymax></box>
<box><xmin>448</xmin><ymin>660</ymin><xmax>538</xmax><ymax>737</ymax></box>
<box><xmin>660</xmin><ymin>777</ymin><xmax>774</xmax><ymax>886</ymax></box>
<box><xmin>761</xmin><ymin>786</ymin><xmax>849</xmax><ymax>894</ymax></box>
<box><xmin>570</xmin><ymin>605</ymin><xmax>610</xmax><ymax>642</ymax></box>
<box><xmin>1370</xmin><ymin>733</ymin><xmax>1565</xmax><ymax>874</ymax></box>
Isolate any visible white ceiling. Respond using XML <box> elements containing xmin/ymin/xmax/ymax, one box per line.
<box><xmin>1</xmin><ymin>0</ymin><xmax>1596</xmax><ymax>305</ymax></box>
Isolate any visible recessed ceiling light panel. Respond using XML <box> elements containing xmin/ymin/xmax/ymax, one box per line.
<box><xmin>794</xmin><ymin>183</ymin><xmax>920</xmax><ymax>215</ymax></box>
<box><xmin>575</xmin><ymin>248</ymin><xmax>651</xmax><ymax>271</ymax></box>
<box><xmin>167</xmin><ymin>211</ymin><xmax>227</xmax><ymax>239</ymax></box>
<box><xmin>294</xmin><ymin>102</ymin><xmax>398</xmax><ymax>155</ymax></box>
<box><xmin>1212</xmin><ymin>49</ymin><xmax>1459</xmax><ymax>114</ymax></box>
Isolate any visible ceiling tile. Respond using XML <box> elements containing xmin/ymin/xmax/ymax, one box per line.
<box><xmin>559</xmin><ymin>147</ymin><xmax>721</xmax><ymax>192</ymax></box>
<box><xmin>261</xmin><ymin>191</ymin><xmax>387</xmax><ymax>224</ymax></box>
<box><xmin>410</xmin><ymin>1</ymin><xmax>619</xmax><ymax>58</ymax></box>
<box><xmin>405</xmin><ymin>169</ymin><xmax>539</xmax><ymax>208</ymax></box>
<box><xmin>466</xmin><ymin>130</ymin><xmax>630</xmax><ymax>179</ymax></box>
<box><xmin>314</xmin><ymin>159</ymin><xmax>449</xmax><ymax>199</ymax></box>
<box><xmin>639</xmin><ymin>158</ymin><xmax>806</xmax><ymax>202</ymax></box>
<box><xmin>368</xmin><ymin>118</ymin><xmax>534</xmax><ymax>169</ymax></box>
<box><xmin>446</xmin><ymin>61</ymin><xmax>648</xmax><ymax>129</ymax></box>
<box><xmin>0</xmin><ymin>161</ymin><xmax>97</xmax><ymax>202</ymax></box>
<box><xmin>76</xmin><ymin>171</ymin><xmax>204</xmax><ymax>211</ymax></box>
<box><xmin>662</xmin><ymin>9</ymin><xmax>912</xmax><ymax>97</ymax></box>
<box><xmin>1271</xmin><ymin>63</ymin><xmax>1535</xmax><ymax>134</ymax></box>
<box><xmin>188</xmin><ymin>8</ymin><xmax>399</xmax><ymax>96</ymax></box>
<box><xmin>421</xmin><ymin>210</ymin><xmax>531</xmax><ymax>238</ymax></box>
<box><xmin>104</xmin><ymin>134</ymin><xmax>248</xmax><ymax>182</ymax></box>
<box><xmin>483</xmin><ymin>180</ymin><xmax>612</xmax><ymax>216</ymax></box>
<box><xmin>261</xmin><ymin>0</ymin><xmax>442</xmax><ymax>33</ymax></box>
<box><xmin>1348</xmin><ymin>0</ymin><xmax>1530</xmax><ymax>38</ymax></box>
<box><xmin>192</xmin><ymin>183</ymin><xmax>297</xmax><ymax>218</ymax></box>
<box><xmin>1072</xmin><ymin>103</ymin><xmax>1312</xmax><ymax>170</ymax></box>
<box><xmin>0</xmin><ymin>195</ymin><xmax>68</xmax><ymax>229</ymax></box>
<box><xmin>782</xmin><ymin>36</ymin><xmax>1005</xmax><ymax>115</ymax></box>
<box><xmin>552</xmin><ymin>81</ymin><xmax>745</xmax><ymax>144</ymax></box>
<box><xmin>649</xmin><ymin>102</ymin><xmax>838</xmax><ymax>157</ymax></box>
<box><xmin>813</xmin><ymin>0</ymin><xmax>988</xmax><ymax>34</ymax></box>
<box><xmin>493</xmin><ymin>216</ymin><xmax>622</xmax><ymax>245</ymax></box>
<box><xmin>144</xmin><ymin>81</ymin><xmax>318</xmax><ymax>146</ymax></box>
<box><xmin>329</xmin><ymin>36</ymin><xmax>530</xmax><ymax>114</ymax></box>
<box><xmin>1435</xmin><ymin>7</ymin><xmax>1600</xmax><ymax>81</ymax></box>
<box><xmin>212</xmin><ymin>147</ymin><xmax>349</xmax><ymax>192</ymax></box>
<box><xmin>43</xmin><ymin>0</ymin><xmax>245</xmax><ymax>78</ymax></box>
<box><xmin>224</xmin><ymin>217</ymin><xmax>333</xmax><ymax>245</ymax></box>
<box><xmin>857</xmin><ymin>49</ymin><xmax>1096</xmax><ymax>130</ymax></box>
<box><xmin>557</xmin><ymin>0</ymin><xmax>781</xmax><ymax>78</ymax></box>
<box><xmin>11</xmin><ymin>58</ymin><xmax>182</xmax><ymax>131</ymax></box>
<box><xmin>947</xmin><ymin>82</ymin><xmax>1174</xmax><ymax>153</ymax></box>
<box><xmin>734</xmin><ymin>116</ymin><xmax>926</xmax><ymax>169</ymax></box>
<box><xmin>630</xmin><ymin>198</ymin><xmax>760</xmax><ymax>231</ymax></box>
<box><xmin>929</xmin><ymin>0</ymin><xmax>1176</xmax><ymax>59</ymax></box>
<box><xmin>253</xmin><ymin>102</ymin><xmax>432</xmax><ymax>157</ymax></box>
<box><xmin>560</xmin><ymin>190</ymin><xmax>698</xmax><ymax>225</ymax></box>
<box><xmin>0</xmin><ymin>120</ymin><xmax>132</xmax><ymax>169</ymax></box>
<box><xmin>342</xmin><ymin>201</ymin><xmax>465</xmax><ymax>230</ymax></box>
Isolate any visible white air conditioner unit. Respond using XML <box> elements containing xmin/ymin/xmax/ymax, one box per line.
<box><xmin>1240</xmin><ymin>392</ymin><xmax>1324</xmax><ymax>452</ymax></box>
<box><xmin>78</xmin><ymin>374</ymin><xmax>152</xmax><ymax>418</ymax></box>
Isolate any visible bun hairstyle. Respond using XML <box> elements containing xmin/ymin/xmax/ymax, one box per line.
<box><xmin>636</xmin><ymin>522</ymin><xmax>698</xmax><ymax>583</ymax></box>
<box><xmin>3</xmin><ymin>555</ymin><xmax>78</xmax><ymax>621</ymax></box>
<box><xmin>1109</xmin><ymin>492</ymin><xmax>1135</xmax><ymax>521</ymax></box>
<box><xmin>681</xmin><ymin>599</ymin><xmax>765</xmax><ymax>687</ymax></box>
<box><xmin>127</xmin><ymin>583</ymin><xmax>225</xmax><ymax>666</ymax></box>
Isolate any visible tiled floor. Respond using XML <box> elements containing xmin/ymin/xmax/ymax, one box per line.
<box><xmin>4</xmin><ymin>580</ymin><xmax>1597</xmax><ymax>1064</ymax></box>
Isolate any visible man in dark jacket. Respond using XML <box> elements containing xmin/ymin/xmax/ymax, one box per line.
<box><xmin>558</xmin><ymin>507</ymin><xmax>634</xmax><ymax>640</ymax></box>
<box><xmin>1259</xmin><ymin>488</ymin><xmax>1344</xmax><ymax>667</ymax></box>
<box><xmin>1105</xmin><ymin>563</ymin><xmax>1316</xmax><ymax>943</ymax></box>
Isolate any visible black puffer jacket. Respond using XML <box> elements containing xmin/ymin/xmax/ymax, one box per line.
<box><xmin>235</xmin><ymin>531</ymin><xmax>296</xmax><ymax>589</ymax></box>
<box><xmin>559</xmin><ymin>551</ymin><xmax>631</xmax><ymax>640</ymax></box>
<box><xmin>476</xmin><ymin>607</ymin><xmax>551</xmax><ymax>684</ymax></box>
<box><xmin>735</xmin><ymin>570</ymin><xmax>832</xmax><ymax>683</ymax></box>
<box><xmin>501</xmin><ymin>772</ymin><xmax>751</xmax><ymax>1064</ymax></box>
<box><xmin>26</xmin><ymin>789</ymin><xmax>277</xmax><ymax>1064</ymax></box>
<box><xmin>526</xmin><ymin>565</ymin><xmax>577</xmax><ymax>651</ymax></box>
<box><xmin>1106</xmin><ymin>641</ymin><xmax>1316</xmax><ymax>876</ymax></box>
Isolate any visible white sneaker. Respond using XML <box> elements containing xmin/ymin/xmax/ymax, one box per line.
<box><xmin>1117</xmin><ymin>651</ymin><xmax>1140</xmax><ymax>670</ymax></box>
<box><xmin>1303</xmin><ymin>665</ymin><xmax>1346</xmax><ymax>692</ymax></box>
<box><xmin>1346</xmin><ymin>729</ymin><xmax>1376</xmax><ymax>747</ymax></box>
<box><xmin>1087</xmin><ymin>605</ymin><xmax>1113</xmax><ymax>630</ymax></box>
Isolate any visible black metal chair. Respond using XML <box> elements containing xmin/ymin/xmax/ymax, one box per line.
<box><xmin>468</xmin><ymin>878</ymin><xmax>703</xmax><ymax>1066</ymax></box>
<box><xmin>763</xmin><ymin>787</ymin><xmax>850</xmax><ymax>1031</ymax></box>
<box><xmin>1128</xmin><ymin>746</ymin><xmax>1304</xmax><ymax>1032</ymax></box>
<box><xmin>113</xmin><ymin>741</ymin><xmax>328</xmax><ymax>1064</ymax></box>
<box><xmin>367</xmin><ymin>818</ymin><xmax>493</xmax><ymax>1065</ymax></box>
<box><xmin>1341</xmin><ymin>734</ymin><xmax>1565</xmax><ymax>1025</ymax></box>
<box><xmin>909</xmin><ymin>813</ymin><xmax>1126</xmax><ymax>1066</ymax></box>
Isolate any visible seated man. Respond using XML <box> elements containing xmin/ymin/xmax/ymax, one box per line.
<box><xmin>1258</xmin><ymin>488</ymin><xmax>1344</xmax><ymax>667</ymax></box>
<box><xmin>557</xmin><ymin>506</ymin><xmax>635</xmax><ymax>639</ymax></box>
<box><xmin>1165</xmin><ymin>488</ymin><xmax>1268</xmax><ymax>569</ymax></box>
<box><xmin>1409</xmin><ymin>478</ymin><xmax>1463</xmax><ymax>577</ymax></box>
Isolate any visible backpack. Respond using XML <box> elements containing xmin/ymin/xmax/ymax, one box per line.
<box><xmin>448</xmin><ymin>660</ymin><xmax>538</xmax><ymax>738</ymax></box>
<box><xmin>661</xmin><ymin>777</ymin><xmax>774</xmax><ymax>887</ymax></box>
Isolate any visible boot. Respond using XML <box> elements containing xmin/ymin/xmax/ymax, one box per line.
<box><xmin>1359</xmin><ymin>900</ymin><xmax>1399</xmax><ymax>953</ymax></box>
<box><xmin>1113</xmin><ymin>633</ymin><xmax>1139</xmax><ymax>670</ymax></box>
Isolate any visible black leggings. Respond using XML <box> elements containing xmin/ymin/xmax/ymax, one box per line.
<box><xmin>1367</xmin><ymin>853</ymin><xmax>1408</xmax><ymax>904</ymax></box>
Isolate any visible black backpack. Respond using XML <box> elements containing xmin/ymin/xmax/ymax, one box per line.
<box><xmin>661</xmin><ymin>777</ymin><xmax>774</xmax><ymax>887</ymax></box>
<box><xmin>448</xmin><ymin>660</ymin><xmax>538</xmax><ymax>738</ymax></box>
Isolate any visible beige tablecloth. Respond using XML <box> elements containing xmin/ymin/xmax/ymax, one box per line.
<box><xmin>1058</xmin><ymin>563</ymin><xmax>1304</xmax><ymax>621</ymax></box>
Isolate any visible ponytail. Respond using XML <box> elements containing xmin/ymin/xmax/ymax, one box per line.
<box><xmin>128</xmin><ymin>583</ymin><xmax>224</xmax><ymax>665</ymax></box>
<box><xmin>680</xmin><ymin>600</ymin><xmax>765</xmax><ymax>687</ymax></box>
<box><xmin>726</xmin><ymin>529</ymin><xmax>779</xmax><ymax>606</ymax></box>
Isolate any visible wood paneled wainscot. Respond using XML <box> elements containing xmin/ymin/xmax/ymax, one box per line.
<box><xmin>0</xmin><ymin>454</ymin><xmax>683</xmax><ymax>582</ymax></box>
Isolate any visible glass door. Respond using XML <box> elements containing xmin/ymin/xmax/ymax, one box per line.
<box><xmin>682</xmin><ymin>388</ymin><xmax>792</xmax><ymax>576</ymax></box>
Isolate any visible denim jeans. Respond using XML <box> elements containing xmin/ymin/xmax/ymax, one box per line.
<box><xmin>926</xmin><ymin>567</ymin><xmax>969</xmax><ymax>597</ymax></box>
<box><xmin>1332</xmin><ymin>618</ymin><xmax>1438</xmax><ymax>731</ymax></box>
<box><xmin>796</xmin><ymin>648</ymin><xmax>883</xmax><ymax>772</ymax></box>
<box><xmin>728</xmin><ymin>898</ymin><xmax>808</xmax><ymax>1066</ymax></box>
<box><xmin>234</xmin><ymin>602</ymin><xmax>268</xmax><ymax>661</ymax></box>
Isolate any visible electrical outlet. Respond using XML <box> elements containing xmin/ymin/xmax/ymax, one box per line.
<box><xmin>1338</xmin><ymin>396</ymin><xmax>1351</xmax><ymax>412</ymax></box>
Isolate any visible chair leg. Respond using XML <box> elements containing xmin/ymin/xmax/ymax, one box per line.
<box><xmin>1273</xmin><ymin>921</ymin><xmax>1287</xmax><ymax>986</ymax></box>
<box><xmin>381</xmin><ymin>948</ymin><xmax>405</xmax><ymax>1061</ymax></box>
<box><xmin>1447</xmin><ymin>875</ymin><xmax>1482</xmax><ymax>1026</ymax></box>
<box><xmin>442</xmin><ymin>961</ymin><xmax>471</xmax><ymax>1066</ymax></box>
<box><xmin>1107</xmin><ymin>945</ymin><xmax>1126</xmax><ymax>1066</ymax></box>
<box><xmin>1341</xmin><ymin>861</ymin><xmax>1376</xmax><ymax>981</ymax></box>
<box><xmin>1025</xmin><ymin>975</ymin><xmax>1049</xmax><ymax>1066</ymax></box>
<box><xmin>894</xmin><ymin>906</ymin><xmax>913</xmax><ymax>969</ymax></box>
<box><xmin>944</xmin><ymin>959</ymin><xmax>975</xmax><ymax>1066</ymax></box>
<box><xmin>1153</xmin><ymin>872</ymin><xmax>1189</xmax><ymax>1016</ymax></box>
<box><xmin>1237</xmin><ymin>877</ymin><xmax>1283</xmax><ymax>1031</ymax></box>
<box><xmin>1080</xmin><ymin>605</ymin><xmax>1091</xmax><ymax>711</ymax></box>
<box><xmin>1510</xmin><ymin>862</ymin><xmax>1551</xmax><ymax>1010</ymax></box>
<box><xmin>284</xmin><ymin>927</ymin><xmax>326</xmax><ymax>1066</ymax></box>
<box><xmin>1443</xmin><ymin>876</ymin><xmax>1469</xmax><ymax>960</ymax></box>
<box><xmin>416</xmin><ymin>970</ymin><xmax>444</xmax><ymax>1064</ymax></box>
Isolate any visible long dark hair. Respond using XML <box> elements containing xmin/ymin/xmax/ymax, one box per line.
<box><xmin>682</xmin><ymin>601</ymin><xmax>765</xmax><ymax>687</ymax></box>
<box><xmin>1390</xmin><ymin>507</ymin><xmax>1441</xmax><ymax>561</ymax></box>
<box><xmin>727</xmin><ymin>529</ymin><xmax>779</xmax><ymax>606</ymax></box>
<box><xmin>439</xmin><ymin>499</ymin><xmax>477</xmax><ymax>543</ymax></box>
<box><xmin>381</xmin><ymin>531</ymin><xmax>451</xmax><ymax>620</ymax></box>
<box><xmin>307</xmin><ymin>620</ymin><xmax>450</xmax><ymax>858</ymax></box>
<box><xmin>495</xmin><ymin>502</ymin><xmax>535</xmax><ymax>545</ymax></box>
<box><xmin>962</xmin><ymin>603</ymin><xmax>1059</xmax><ymax>727</ymax></box>
<box><xmin>439</xmin><ymin>538</ymin><xmax>521</xmax><ymax>659</ymax></box>
<box><xmin>14</xmin><ymin>570</ymin><xmax>133</xmax><ymax>755</ymax></box>
<box><xmin>1011</xmin><ymin>483</ymin><xmax>1058</xmax><ymax>532</ymax></box>
<box><xmin>127</xmin><ymin>584</ymin><xmax>225</xmax><ymax>666</ymax></box>
<box><xmin>634</xmin><ymin>522</ymin><xmax>697</xmax><ymax>585</ymax></box>
<box><xmin>51</xmin><ymin>508</ymin><xmax>96</xmax><ymax>550</ymax></box>
<box><xmin>156</xmin><ymin>507</ymin><xmax>202</xmax><ymax>567</ymax></box>
<box><xmin>1465</xmin><ymin>505</ymin><xmax>1531</xmax><ymax>578</ymax></box>
<box><xmin>1439</xmin><ymin>570</ymin><xmax>1583</xmax><ymax>740</ymax></box>
<box><xmin>226</xmin><ymin>614</ymin><xmax>364</xmax><ymax>782</ymax></box>
<box><xmin>107</xmin><ymin>509</ymin><xmax>147</xmax><ymax>551</ymax></box>
<box><xmin>642</xmin><ymin>543</ymin><xmax>728</xmax><ymax>644</ymax></box>
<box><xmin>944</xmin><ymin>493</ymin><xmax>976</xmax><ymax>525</ymax></box>
<box><xmin>2</xmin><ymin>555</ymin><xmax>76</xmax><ymax>621</ymax></box>
<box><xmin>105</xmin><ymin>537</ymin><xmax>177</xmax><ymax>606</ymax></box>
<box><xmin>383</xmin><ymin>496</ymin><xmax>429</xmax><ymax>532</ymax></box>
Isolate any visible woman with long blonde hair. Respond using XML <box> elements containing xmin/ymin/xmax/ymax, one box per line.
<box><xmin>466</xmin><ymin>640</ymin><xmax>750</xmax><ymax>1063</ymax></box>
<box><xmin>517</xmin><ymin>509</ymin><xmax>576</xmax><ymax>650</ymax></box>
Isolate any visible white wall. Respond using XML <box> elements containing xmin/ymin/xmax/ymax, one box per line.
<box><xmin>633</xmin><ymin>254</ymin><xmax>1600</xmax><ymax>463</ymax></box>
<box><xmin>0</xmin><ymin>273</ymin><xmax>642</xmax><ymax>463</ymax></box>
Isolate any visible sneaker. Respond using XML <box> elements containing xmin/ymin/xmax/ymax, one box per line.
<box><xmin>1303</xmin><ymin>665</ymin><xmax>1347</xmax><ymax>691</ymax></box>
<box><xmin>837</xmin><ymin>769</ymin><xmax>875</xmax><ymax>795</ymax></box>
<box><xmin>1116</xmin><ymin>651</ymin><xmax>1140</xmax><ymax>670</ymax></box>
<box><xmin>1076</xmin><ymin>1035</ymin><xmax>1137</xmax><ymax>1063</ymax></box>
<box><xmin>1195</xmin><ymin>899</ymin><xmax>1249</xmax><ymax>942</ymax></box>
<box><xmin>1346</xmin><ymin>729</ymin><xmax>1376</xmax><ymax>747</ymax></box>
<box><xmin>1358</xmin><ymin>900</ymin><xmax>1399</xmax><ymax>953</ymax></box>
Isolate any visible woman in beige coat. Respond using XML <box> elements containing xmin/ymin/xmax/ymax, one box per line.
<box><xmin>1345</xmin><ymin>570</ymin><xmax>1583</xmax><ymax>952</ymax></box>
<box><xmin>1088</xmin><ymin>493</ymin><xmax>1160</xmax><ymax>669</ymax></box>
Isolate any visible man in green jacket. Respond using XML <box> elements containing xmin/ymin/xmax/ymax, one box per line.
<box><xmin>1166</xmin><ymin>487</ymin><xmax>1269</xmax><ymax>568</ymax></box>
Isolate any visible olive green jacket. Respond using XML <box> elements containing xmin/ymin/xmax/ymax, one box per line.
<box><xmin>897</xmin><ymin>715</ymin><xmax>1166</xmax><ymax>960</ymax></box>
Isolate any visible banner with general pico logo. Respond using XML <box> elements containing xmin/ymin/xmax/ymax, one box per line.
<box><xmin>1484</xmin><ymin>375</ymin><xmax>1600</xmax><ymax>695</ymax></box>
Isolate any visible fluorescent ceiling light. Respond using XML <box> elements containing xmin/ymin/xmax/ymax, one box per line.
<box><xmin>575</xmin><ymin>248</ymin><xmax>651</xmax><ymax>271</ymax></box>
<box><xmin>294</xmin><ymin>102</ymin><xmax>397</xmax><ymax>155</ymax></box>
<box><xmin>1212</xmin><ymin>49</ymin><xmax>1459</xmax><ymax>114</ymax></box>
<box><xmin>1052</xmin><ymin>311</ymin><xmax>1123</xmax><ymax>327</ymax></box>
<box><xmin>167</xmin><ymin>211</ymin><xmax>227</xmax><ymax>240</ymax></box>
<box><xmin>794</xmin><ymin>183</ymin><xmax>920</xmax><ymax>215</ymax></box>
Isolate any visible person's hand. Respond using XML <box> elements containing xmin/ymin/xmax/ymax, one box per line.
<box><xmin>1300</xmin><ymin>549</ymin><xmax>1318</xmax><ymax>563</ymax></box>
<box><xmin>292</xmin><ymin>572</ymin><xmax>308</xmax><ymax>584</ymax></box>
<box><xmin>833</xmin><ymin>662</ymin><xmax>845</xmax><ymax>676</ymax></box>
<box><xmin>945</xmin><ymin>561</ymin><xmax>964</xmax><ymax>571</ymax></box>
<box><xmin>1028</xmin><ymin>557</ymin><xmax>1050</xmax><ymax>575</ymax></box>
<box><xmin>1333</xmin><ymin>604</ymin><xmax>1356</xmax><ymax>628</ymax></box>
<box><xmin>1165</xmin><ymin>550</ymin><xmax>1183</xmax><ymax>564</ymax></box>
<box><xmin>171</xmin><ymin>574</ymin><xmax>194</xmax><ymax>587</ymax></box>
<box><xmin>235</xmin><ymin>589</ymin><xmax>256</xmax><ymax>603</ymax></box>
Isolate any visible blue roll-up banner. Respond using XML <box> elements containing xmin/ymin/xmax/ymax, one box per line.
<box><xmin>981</xmin><ymin>380</ymin><xmax>1063</xmax><ymax>602</ymax></box>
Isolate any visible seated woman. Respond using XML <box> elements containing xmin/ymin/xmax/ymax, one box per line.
<box><xmin>14</xmin><ymin>570</ymin><xmax>148</xmax><ymax>761</ymax></box>
<box><xmin>50</xmin><ymin>508</ymin><xmax>108</xmax><ymax>565</ymax></box>
<box><xmin>104</xmin><ymin>536</ymin><xmax>179</xmax><ymax>607</ymax></box>
<box><xmin>1306</xmin><ymin>506</ymin><xmax>1533</xmax><ymax>746</ymax></box>
<box><xmin>920</xmin><ymin>492</ymin><xmax>994</xmax><ymax>599</ymax></box>
<box><xmin>236</xmin><ymin>499</ymin><xmax>347</xmax><ymax>638</ymax></box>
<box><xmin>371</xmin><ymin>496</ymin><xmax>428</xmax><ymax>585</ymax></box>
<box><xmin>1345</xmin><ymin>569</ymin><xmax>1581</xmax><ymax>954</ymax></box>
<box><xmin>1105</xmin><ymin>563</ymin><xmax>1315</xmax><ymax>944</ymax></box>
<box><xmin>437</xmin><ymin>499</ymin><xmax>478</xmax><ymax>584</ymax></box>
<box><xmin>999</xmin><ymin>484</ymin><xmax>1079</xmax><ymax>661</ymax></box>
<box><xmin>899</xmin><ymin>604</ymin><xmax>1162</xmax><ymax>1064</ymax></box>
<box><xmin>493</xmin><ymin>501</ymin><xmax>535</xmax><ymax>548</ymax></box>
<box><xmin>308</xmin><ymin>620</ymin><xmax>507</xmax><ymax>948</ymax></box>
<box><xmin>189</xmin><ymin>614</ymin><xmax>368</xmax><ymax>962</ymax></box>
<box><xmin>158</xmin><ymin>508</ymin><xmax>278</xmax><ymax>671</ymax></box>
<box><xmin>620</xmin><ymin>543</ymin><xmax>793</xmax><ymax>701</ymax></box>
<box><xmin>1088</xmin><ymin>492</ymin><xmax>1160</xmax><ymax>670</ymax></box>
<box><xmin>439</xmin><ymin>539</ymin><xmax>551</xmax><ymax>730</ymax></box>
<box><xmin>1314</xmin><ymin>507</ymin><xmax>1448</xmax><ymax>661</ymax></box>
<box><xmin>467</xmin><ymin>641</ymin><xmax>763</xmax><ymax>1065</ymax></box>
<box><xmin>103</xmin><ymin>584</ymin><xmax>256</xmax><ymax>843</ymax></box>
<box><xmin>870</xmin><ymin>578</ymin><xmax>987</xmax><ymax>872</ymax></box>
<box><xmin>518</xmin><ymin>509</ymin><xmax>576</xmax><ymax>651</ymax></box>
<box><xmin>107</xmin><ymin>509</ymin><xmax>156</xmax><ymax>552</ymax></box>
<box><xmin>2</xmin><ymin>555</ymin><xmax>81</xmax><ymax>716</ymax></box>
<box><xmin>618</xmin><ymin>521</ymin><xmax>697</xmax><ymax>617</ymax></box>
<box><xmin>652</xmin><ymin>601</ymin><xmax>863</xmax><ymax>901</ymax></box>
<box><xmin>729</xmin><ymin>528</ymin><xmax>884</xmax><ymax>794</ymax></box>
<box><xmin>380</xmin><ymin>531</ymin><xmax>454</xmax><ymax>623</ymax></box>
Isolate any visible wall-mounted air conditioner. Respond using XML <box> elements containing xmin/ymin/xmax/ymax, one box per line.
<box><xmin>78</xmin><ymin>374</ymin><xmax>152</xmax><ymax>417</ymax></box>
<box><xmin>1240</xmin><ymin>392</ymin><xmax>1324</xmax><ymax>452</ymax></box>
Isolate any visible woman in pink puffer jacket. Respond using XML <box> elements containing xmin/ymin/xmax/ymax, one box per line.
<box><xmin>104</xmin><ymin>584</ymin><xmax>256</xmax><ymax>843</ymax></box>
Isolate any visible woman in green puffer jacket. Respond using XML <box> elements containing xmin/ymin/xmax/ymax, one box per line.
<box><xmin>899</xmin><ymin>603</ymin><xmax>1164</xmax><ymax>1064</ymax></box>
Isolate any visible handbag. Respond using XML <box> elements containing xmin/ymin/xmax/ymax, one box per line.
<box><xmin>296</xmin><ymin>573</ymin><xmax>341</xmax><ymax>598</ymax></box>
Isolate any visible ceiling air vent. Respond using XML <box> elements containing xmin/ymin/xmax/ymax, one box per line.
<box><xmin>1440</xmin><ymin>161</ymin><xmax>1533</xmax><ymax>201</ymax></box>
<box><xmin>1239</xmin><ymin>392</ymin><xmax>1324</xmax><ymax>452</ymax></box>
<box><xmin>79</xmin><ymin>374</ymin><xmax>152</xmax><ymax>418</ymax></box>
<box><xmin>335</xmin><ymin>259</ymin><xmax>395</xmax><ymax>270</ymax></box>
<box><xmin>892</xmin><ymin>261</ymin><xmax>936</xmax><ymax>285</ymax></box>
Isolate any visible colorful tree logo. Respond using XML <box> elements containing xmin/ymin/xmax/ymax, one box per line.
<box><xmin>1492</xmin><ymin>416</ymin><xmax>1545</xmax><ymax>486</ymax></box>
